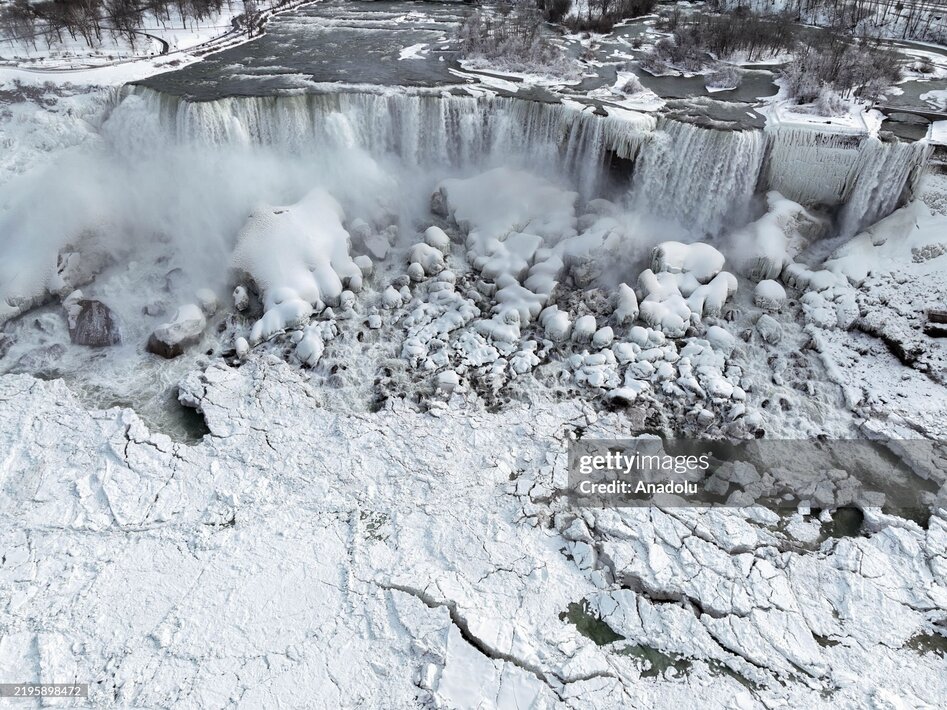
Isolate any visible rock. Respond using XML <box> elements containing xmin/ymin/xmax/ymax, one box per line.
<box><xmin>754</xmin><ymin>280</ymin><xmax>787</xmax><ymax>312</ymax></box>
<box><xmin>539</xmin><ymin>306</ymin><xmax>571</xmax><ymax>342</ymax></box>
<box><xmin>407</xmin><ymin>262</ymin><xmax>425</xmax><ymax>282</ymax></box>
<box><xmin>367</xmin><ymin>314</ymin><xmax>382</xmax><ymax>329</ymax></box>
<box><xmin>614</xmin><ymin>283</ymin><xmax>639</xmax><ymax>324</ymax></box>
<box><xmin>164</xmin><ymin>267</ymin><xmax>185</xmax><ymax>293</ymax></box>
<box><xmin>408</xmin><ymin>243</ymin><xmax>445</xmax><ymax>275</ymax></box>
<box><xmin>436</xmin><ymin>370</ymin><xmax>460</xmax><ymax>393</ymax></box>
<box><xmin>364</xmin><ymin>233</ymin><xmax>390</xmax><ymax>261</ymax></box>
<box><xmin>572</xmin><ymin>315</ymin><xmax>597</xmax><ymax>344</ymax></box>
<box><xmin>382</xmin><ymin>286</ymin><xmax>403</xmax><ymax>309</ymax></box>
<box><xmin>147</xmin><ymin>304</ymin><xmax>206</xmax><ymax>358</ymax></box>
<box><xmin>233</xmin><ymin>286</ymin><xmax>250</xmax><ymax>311</ymax></box>
<box><xmin>354</xmin><ymin>255</ymin><xmax>373</xmax><ymax>279</ymax></box>
<box><xmin>0</xmin><ymin>333</ymin><xmax>13</xmax><ymax>359</ymax></box>
<box><xmin>235</xmin><ymin>337</ymin><xmax>249</xmax><ymax>358</ymax></box>
<box><xmin>295</xmin><ymin>326</ymin><xmax>324</xmax><ymax>367</ymax></box>
<box><xmin>424</xmin><ymin>226</ymin><xmax>451</xmax><ymax>252</ymax></box>
<box><xmin>705</xmin><ymin>325</ymin><xmax>736</xmax><ymax>355</ymax></box>
<box><xmin>68</xmin><ymin>300</ymin><xmax>122</xmax><ymax>347</ymax></box>
<box><xmin>592</xmin><ymin>326</ymin><xmax>614</xmax><ymax>349</ymax></box>
<box><xmin>756</xmin><ymin>314</ymin><xmax>783</xmax><ymax>345</ymax></box>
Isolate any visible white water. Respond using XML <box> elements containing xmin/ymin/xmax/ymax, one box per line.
<box><xmin>118</xmin><ymin>86</ymin><xmax>930</xmax><ymax>237</ymax></box>
<box><xmin>118</xmin><ymin>87</ymin><xmax>656</xmax><ymax>199</ymax></box>
<box><xmin>630</xmin><ymin>120</ymin><xmax>767</xmax><ymax>235</ymax></box>
<box><xmin>764</xmin><ymin>126</ymin><xmax>931</xmax><ymax>235</ymax></box>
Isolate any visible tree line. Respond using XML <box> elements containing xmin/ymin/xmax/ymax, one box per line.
<box><xmin>0</xmin><ymin>0</ymin><xmax>267</xmax><ymax>52</ymax></box>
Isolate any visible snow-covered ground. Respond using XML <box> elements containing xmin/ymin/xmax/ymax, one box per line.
<box><xmin>2</xmin><ymin>4</ymin><xmax>947</xmax><ymax>708</ymax></box>
<box><xmin>0</xmin><ymin>0</ymin><xmax>309</xmax><ymax>81</ymax></box>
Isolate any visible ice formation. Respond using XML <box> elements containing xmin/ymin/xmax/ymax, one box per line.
<box><xmin>230</xmin><ymin>189</ymin><xmax>361</xmax><ymax>343</ymax></box>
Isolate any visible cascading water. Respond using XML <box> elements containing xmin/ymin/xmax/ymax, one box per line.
<box><xmin>111</xmin><ymin>85</ymin><xmax>931</xmax><ymax>238</ymax></box>
<box><xmin>116</xmin><ymin>86</ymin><xmax>657</xmax><ymax>199</ymax></box>
<box><xmin>764</xmin><ymin>126</ymin><xmax>930</xmax><ymax>235</ymax></box>
<box><xmin>839</xmin><ymin>137</ymin><xmax>933</xmax><ymax>236</ymax></box>
<box><xmin>629</xmin><ymin>120</ymin><xmax>767</xmax><ymax>236</ymax></box>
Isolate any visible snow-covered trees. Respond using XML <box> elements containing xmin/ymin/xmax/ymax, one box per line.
<box><xmin>458</xmin><ymin>0</ymin><xmax>578</xmax><ymax>76</ymax></box>
<box><xmin>780</xmin><ymin>37</ymin><xmax>903</xmax><ymax>103</ymax></box>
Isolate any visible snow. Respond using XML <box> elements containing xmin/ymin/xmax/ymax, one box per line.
<box><xmin>2</xmin><ymin>362</ymin><xmax>947</xmax><ymax>707</ymax></box>
<box><xmin>930</xmin><ymin>120</ymin><xmax>947</xmax><ymax>145</ymax></box>
<box><xmin>761</xmin><ymin>99</ymin><xmax>884</xmax><ymax>137</ymax></box>
<box><xmin>754</xmin><ymin>280</ymin><xmax>787</xmax><ymax>312</ymax></box>
<box><xmin>398</xmin><ymin>42</ymin><xmax>428</xmax><ymax>61</ymax></box>
<box><xmin>231</xmin><ymin>189</ymin><xmax>362</xmax><ymax>341</ymax></box>
<box><xmin>921</xmin><ymin>88</ymin><xmax>947</xmax><ymax>110</ymax></box>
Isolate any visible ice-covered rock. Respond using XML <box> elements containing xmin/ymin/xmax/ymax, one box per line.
<box><xmin>637</xmin><ymin>243</ymin><xmax>738</xmax><ymax>336</ymax></box>
<box><xmin>572</xmin><ymin>315</ymin><xmax>597</xmax><ymax>344</ymax></box>
<box><xmin>705</xmin><ymin>325</ymin><xmax>736</xmax><ymax>354</ymax></box>
<box><xmin>756</xmin><ymin>314</ymin><xmax>783</xmax><ymax>344</ymax></box>
<box><xmin>233</xmin><ymin>285</ymin><xmax>250</xmax><ymax>311</ymax></box>
<box><xmin>232</xmin><ymin>189</ymin><xmax>362</xmax><ymax>339</ymax></box>
<box><xmin>423</xmin><ymin>226</ymin><xmax>451</xmax><ymax>252</ymax></box>
<box><xmin>754</xmin><ymin>280</ymin><xmax>787</xmax><ymax>312</ymax></box>
<box><xmin>407</xmin><ymin>262</ymin><xmax>425</xmax><ymax>282</ymax></box>
<box><xmin>592</xmin><ymin>326</ymin><xmax>614</xmax><ymax>349</ymax></box>
<box><xmin>382</xmin><ymin>286</ymin><xmax>403</xmax><ymax>309</ymax></box>
<box><xmin>295</xmin><ymin>325</ymin><xmax>325</xmax><ymax>367</ymax></box>
<box><xmin>196</xmin><ymin>288</ymin><xmax>218</xmax><ymax>316</ymax></box>
<box><xmin>408</xmin><ymin>243</ymin><xmax>445</xmax><ymax>276</ymax></box>
<box><xmin>730</xmin><ymin>192</ymin><xmax>824</xmax><ymax>281</ymax></box>
<box><xmin>354</xmin><ymin>254</ymin><xmax>374</xmax><ymax>279</ymax></box>
<box><xmin>436</xmin><ymin>369</ymin><xmax>460</xmax><ymax>392</ymax></box>
<box><xmin>539</xmin><ymin>305</ymin><xmax>571</xmax><ymax>342</ymax></box>
<box><xmin>614</xmin><ymin>283</ymin><xmax>639</xmax><ymax>324</ymax></box>
<box><xmin>147</xmin><ymin>304</ymin><xmax>206</xmax><ymax>358</ymax></box>
<box><xmin>651</xmin><ymin>241</ymin><xmax>725</xmax><ymax>282</ymax></box>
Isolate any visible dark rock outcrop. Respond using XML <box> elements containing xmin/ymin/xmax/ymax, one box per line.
<box><xmin>69</xmin><ymin>299</ymin><xmax>122</xmax><ymax>347</ymax></box>
<box><xmin>146</xmin><ymin>304</ymin><xmax>206</xmax><ymax>359</ymax></box>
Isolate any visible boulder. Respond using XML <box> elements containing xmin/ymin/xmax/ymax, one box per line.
<box><xmin>755</xmin><ymin>314</ymin><xmax>783</xmax><ymax>345</ymax></box>
<box><xmin>69</xmin><ymin>299</ymin><xmax>122</xmax><ymax>347</ymax></box>
<box><xmin>147</xmin><ymin>304</ymin><xmax>206</xmax><ymax>358</ymax></box>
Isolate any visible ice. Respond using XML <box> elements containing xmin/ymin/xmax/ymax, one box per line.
<box><xmin>754</xmin><ymin>280</ymin><xmax>787</xmax><ymax>312</ymax></box>
<box><xmin>231</xmin><ymin>188</ymin><xmax>362</xmax><ymax>341</ymax></box>
<box><xmin>3</xmin><ymin>40</ymin><xmax>947</xmax><ymax>708</ymax></box>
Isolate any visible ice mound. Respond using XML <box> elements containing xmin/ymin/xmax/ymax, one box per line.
<box><xmin>729</xmin><ymin>192</ymin><xmax>826</xmax><ymax>282</ymax></box>
<box><xmin>231</xmin><ymin>189</ymin><xmax>362</xmax><ymax>343</ymax></box>
<box><xmin>434</xmin><ymin>168</ymin><xmax>580</xmax><ymax>342</ymax></box>
<box><xmin>638</xmin><ymin>242</ymin><xmax>737</xmax><ymax>337</ymax></box>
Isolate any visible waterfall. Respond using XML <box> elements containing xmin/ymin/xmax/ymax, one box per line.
<box><xmin>838</xmin><ymin>137</ymin><xmax>932</xmax><ymax>236</ymax></box>
<box><xmin>628</xmin><ymin>119</ymin><xmax>767</xmax><ymax>236</ymax></box>
<box><xmin>764</xmin><ymin>126</ymin><xmax>931</xmax><ymax>236</ymax></box>
<box><xmin>113</xmin><ymin>86</ymin><xmax>657</xmax><ymax>198</ymax></box>
<box><xmin>108</xmin><ymin>85</ymin><xmax>930</xmax><ymax>238</ymax></box>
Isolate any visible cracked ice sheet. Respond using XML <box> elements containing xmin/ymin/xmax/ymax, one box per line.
<box><xmin>1</xmin><ymin>361</ymin><xmax>946</xmax><ymax>708</ymax></box>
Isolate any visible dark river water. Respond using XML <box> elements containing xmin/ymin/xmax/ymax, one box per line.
<box><xmin>141</xmin><ymin>1</ymin><xmax>470</xmax><ymax>99</ymax></box>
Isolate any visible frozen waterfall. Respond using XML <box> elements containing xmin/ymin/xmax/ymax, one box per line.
<box><xmin>111</xmin><ymin>86</ymin><xmax>931</xmax><ymax>237</ymax></box>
